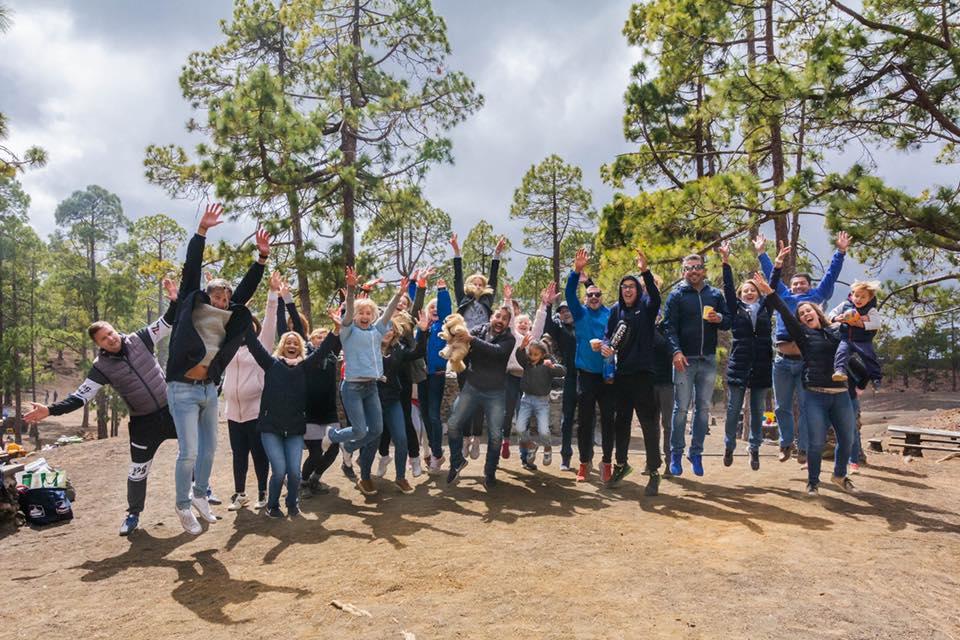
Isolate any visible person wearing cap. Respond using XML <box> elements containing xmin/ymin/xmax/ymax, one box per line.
<box><xmin>165</xmin><ymin>202</ymin><xmax>271</xmax><ymax>535</ymax></box>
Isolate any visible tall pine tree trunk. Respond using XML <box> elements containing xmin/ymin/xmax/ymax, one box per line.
<box><xmin>764</xmin><ymin>0</ymin><xmax>792</xmax><ymax>275</ymax></box>
<box><xmin>287</xmin><ymin>190</ymin><xmax>313</xmax><ymax>322</ymax></box>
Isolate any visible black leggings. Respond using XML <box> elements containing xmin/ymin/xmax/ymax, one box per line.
<box><xmin>302</xmin><ymin>439</ymin><xmax>341</xmax><ymax>480</ymax></box>
<box><xmin>228</xmin><ymin>419</ymin><xmax>269</xmax><ymax>495</ymax></box>
<box><xmin>577</xmin><ymin>370</ymin><xmax>615</xmax><ymax>464</ymax></box>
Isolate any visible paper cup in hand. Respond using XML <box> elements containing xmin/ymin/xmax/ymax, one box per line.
<box><xmin>590</xmin><ymin>338</ymin><xmax>602</xmax><ymax>351</ymax></box>
<box><xmin>702</xmin><ymin>305</ymin><xmax>714</xmax><ymax>320</ymax></box>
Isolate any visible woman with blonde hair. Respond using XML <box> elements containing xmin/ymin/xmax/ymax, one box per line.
<box><xmin>243</xmin><ymin>314</ymin><xmax>342</xmax><ymax>518</ymax></box>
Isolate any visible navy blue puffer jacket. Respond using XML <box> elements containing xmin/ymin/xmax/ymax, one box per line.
<box><xmin>722</xmin><ymin>264</ymin><xmax>773</xmax><ymax>388</ymax></box>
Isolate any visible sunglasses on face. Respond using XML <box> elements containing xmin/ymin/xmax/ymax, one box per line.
<box><xmin>682</xmin><ymin>264</ymin><xmax>705</xmax><ymax>272</ymax></box>
<box><xmin>585</xmin><ymin>291</ymin><xmax>602</xmax><ymax>299</ymax></box>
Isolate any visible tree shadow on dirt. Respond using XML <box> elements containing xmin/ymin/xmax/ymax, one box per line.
<box><xmin>790</xmin><ymin>479</ymin><xmax>960</xmax><ymax>535</ymax></box>
<box><xmin>859</xmin><ymin>461</ymin><xmax>928</xmax><ymax>478</ymax></box>
<box><xmin>638</xmin><ymin>478</ymin><xmax>837</xmax><ymax>534</ymax></box>
<box><xmin>224</xmin><ymin>501</ymin><xmax>375</xmax><ymax>563</ymax></box>
<box><xmin>71</xmin><ymin>531</ymin><xmax>309</xmax><ymax>625</ymax></box>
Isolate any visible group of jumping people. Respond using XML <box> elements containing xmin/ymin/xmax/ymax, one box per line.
<box><xmin>24</xmin><ymin>203</ymin><xmax>883</xmax><ymax>536</ymax></box>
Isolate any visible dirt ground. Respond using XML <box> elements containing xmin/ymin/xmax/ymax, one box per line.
<box><xmin>4</xmin><ymin>404</ymin><xmax>960</xmax><ymax>640</ymax></box>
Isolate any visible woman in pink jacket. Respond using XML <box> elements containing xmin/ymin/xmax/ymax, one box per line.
<box><xmin>222</xmin><ymin>271</ymin><xmax>280</xmax><ymax>511</ymax></box>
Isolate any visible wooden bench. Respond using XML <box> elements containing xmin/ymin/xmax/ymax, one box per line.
<box><xmin>886</xmin><ymin>426</ymin><xmax>960</xmax><ymax>457</ymax></box>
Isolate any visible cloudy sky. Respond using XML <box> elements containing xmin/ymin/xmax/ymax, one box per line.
<box><xmin>1</xmin><ymin>0</ymin><xmax>954</xmax><ymax>303</ymax></box>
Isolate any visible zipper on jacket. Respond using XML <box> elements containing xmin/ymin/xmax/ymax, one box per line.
<box><xmin>698</xmin><ymin>290</ymin><xmax>705</xmax><ymax>357</ymax></box>
<box><xmin>124</xmin><ymin>355</ymin><xmax>163</xmax><ymax>413</ymax></box>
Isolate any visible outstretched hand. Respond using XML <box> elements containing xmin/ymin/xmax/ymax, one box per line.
<box><xmin>504</xmin><ymin>283</ymin><xmax>513</xmax><ymax>300</ymax></box>
<box><xmin>636</xmin><ymin>247</ymin><xmax>649</xmax><ymax>272</ymax></box>
<box><xmin>836</xmin><ymin>230</ymin><xmax>852</xmax><ymax>253</ymax></box>
<box><xmin>752</xmin><ymin>232</ymin><xmax>767</xmax><ymax>255</ymax></box>
<box><xmin>162</xmin><ymin>277</ymin><xmax>178</xmax><ymax>301</ymax></box>
<box><xmin>327</xmin><ymin>306</ymin><xmax>343</xmax><ymax>332</ymax></box>
<box><xmin>541</xmin><ymin>282</ymin><xmax>557</xmax><ymax>305</ymax></box>
<box><xmin>23</xmin><ymin>402</ymin><xmax>49</xmax><ymax>424</ymax></box>
<box><xmin>269</xmin><ymin>271</ymin><xmax>282</xmax><ymax>292</ymax></box>
<box><xmin>399</xmin><ymin>276</ymin><xmax>410</xmax><ymax>294</ymax></box>
<box><xmin>574</xmin><ymin>248</ymin><xmax>589</xmax><ymax>273</ymax></box>
<box><xmin>750</xmin><ymin>271</ymin><xmax>774</xmax><ymax>296</ymax></box>
<box><xmin>494</xmin><ymin>236</ymin><xmax>507</xmax><ymax>256</ymax></box>
<box><xmin>717</xmin><ymin>241</ymin><xmax>730</xmax><ymax>264</ymax></box>
<box><xmin>199</xmin><ymin>202</ymin><xmax>224</xmax><ymax>234</ymax></box>
<box><xmin>416</xmin><ymin>310</ymin><xmax>429</xmax><ymax>331</ymax></box>
<box><xmin>449</xmin><ymin>233</ymin><xmax>460</xmax><ymax>256</ymax></box>
<box><xmin>345</xmin><ymin>266</ymin><xmax>358</xmax><ymax>288</ymax></box>
<box><xmin>255</xmin><ymin>228</ymin><xmax>271</xmax><ymax>257</ymax></box>
<box><xmin>774</xmin><ymin>241</ymin><xmax>792</xmax><ymax>267</ymax></box>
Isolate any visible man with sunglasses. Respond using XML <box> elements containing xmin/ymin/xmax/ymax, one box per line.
<box><xmin>565</xmin><ymin>248</ymin><xmax>614</xmax><ymax>483</ymax></box>
<box><xmin>664</xmin><ymin>253</ymin><xmax>731</xmax><ymax>477</ymax></box>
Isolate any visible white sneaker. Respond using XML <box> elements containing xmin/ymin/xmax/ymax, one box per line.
<box><xmin>410</xmin><ymin>457</ymin><xmax>423</xmax><ymax>478</ymax></box>
<box><xmin>177</xmin><ymin>507</ymin><xmax>202</xmax><ymax>535</ymax></box>
<box><xmin>429</xmin><ymin>455</ymin><xmax>445</xmax><ymax>474</ymax></box>
<box><xmin>469</xmin><ymin>437</ymin><xmax>480</xmax><ymax>460</ymax></box>
<box><xmin>342</xmin><ymin>448</ymin><xmax>354</xmax><ymax>466</ymax></box>
<box><xmin>254</xmin><ymin>491</ymin><xmax>268</xmax><ymax>509</ymax></box>
<box><xmin>191</xmin><ymin>495</ymin><xmax>218</xmax><ymax>523</ymax></box>
<box><xmin>227</xmin><ymin>493</ymin><xmax>248</xmax><ymax>511</ymax></box>
<box><xmin>376</xmin><ymin>454</ymin><xmax>392</xmax><ymax>478</ymax></box>
<box><xmin>528</xmin><ymin>445</ymin><xmax>538</xmax><ymax>465</ymax></box>
<box><xmin>543</xmin><ymin>449</ymin><xmax>553</xmax><ymax>466</ymax></box>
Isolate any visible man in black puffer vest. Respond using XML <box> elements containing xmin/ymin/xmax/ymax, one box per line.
<box><xmin>165</xmin><ymin>203</ymin><xmax>270</xmax><ymax>535</ymax></box>
<box><xmin>25</xmin><ymin>279</ymin><xmax>180</xmax><ymax>537</ymax></box>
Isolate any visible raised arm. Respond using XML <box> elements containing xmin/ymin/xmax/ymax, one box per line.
<box><xmin>565</xmin><ymin>268</ymin><xmax>585</xmax><ymax>321</ymax></box>
<box><xmin>410</xmin><ymin>268</ymin><xmax>430</xmax><ymax>318</ymax></box>
<box><xmin>812</xmin><ymin>233</ymin><xmax>849</xmax><ymax>302</ymax></box>
<box><xmin>342</xmin><ymin>267</ymin><xmax>357</xmax><ymax>327</ymax></box>
<box><xmin>450</xmin><ymin>234</ymin><xmax>465</xmax><ymax>303</ymax></box>
<box><xmin>488</xmin><ymin>236</ymin><xmax>506</xmax><ymax>294</ymax></box>
<box><xmin>231</xmin><ymin>228</ymin><xmax>271</xmax><ymax>306</ymax></box>
<box><xmin>377</xmin><ymin>276</ymin><xmax>411</xmax><ymax>331</ymax></box>
<box><xmin>721</xmin><ymin>263</ymin><xmax>738</xmax><ymax>317</ymax></box>
<box><xmin>260</xmin><ymin>291</ymin><xmax>279</xmax><ymax>351</ymax></box>
<box><xmin>752</xmin><ymin>273</ymin><xmax>806</xmax><ymax>347</ymax></box>
<box><xmin>437</xmin><ymin>280</ymin><xmax>452</xmax><ymax>318</ymax></box>
<box><xmin>137</xmin><ymin>278</ymin><xmax>179</xmax><ymax>352</ymax></box>
<box><xmin>304</xmin><ymin>330</ymin><xmax>343</xmax><ymax>368</ymax></box>
<box><xmin>244</xmin><ymin>327</ymin><xmax>275</xmax><ymax>371</ymax></box>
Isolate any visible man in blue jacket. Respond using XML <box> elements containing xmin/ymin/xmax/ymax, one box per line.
<box><xmin>565</xmin><ymin>248</ymin><xmax>613</xmax><ymax>483</ymax></box>
<box><xmin>664</xmin><ymin>253</ymin><xmax>731</xmax><ymax>477</ymax></box>
<box><xmin>755</xmin><ymin>231</ymin><xmax>849</xmax><ymax>464</ymax></box>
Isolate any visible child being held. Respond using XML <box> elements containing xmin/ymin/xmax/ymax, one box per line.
<box><xmin>515</xmin><ymin>336</ymin><xmax>566</xmax><ymax>471</ymax></box>
<box><xmin>829</xmin><ymin>280</ymin><xmax>883</xmax><ymax>386</ymax></box>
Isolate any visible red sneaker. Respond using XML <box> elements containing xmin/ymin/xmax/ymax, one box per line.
<box><xmin>576</xmin><ymin>463</ymin><xmax>590</xmax><ymax>482</ymax></box>
<box><xmin>500</xmin><ymin>439</ymin><xmax>511</xmax><ymax>459</ymax></box>
<box><xmin>601</xmin><ymin>462</ymin><xmax>613</xmax><ymax>483</ymax></box>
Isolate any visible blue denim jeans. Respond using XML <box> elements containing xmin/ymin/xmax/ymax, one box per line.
<box><xmin>515</xmin><ymin>393</ymin><xmax>552</xmax><ymax>448</ymax></box>
<box><xmin>724</xmin><ymin>386</ymin><xmax>768</xmax><ymax>452</ymax></box>
<box><xmin>360</xmin><ymin>398</ymin><xmax>407</xmax><ymax>481</ymax></box>
<box><xmin>773</xmin><ymin>355</ymin><xmax>808</xmax><ymax>451</ymax></box>
<box><xmin>802</xmin><ymin>389</ymin><xmax>855</xmax><ymax>486</ymax></box>
<box><xmin>670</xmin><ymin>355</ymin><xmax>718</xmax><ymax>456</ymax></box>
<box><xmin>167</xmin><ymin>381</ymin><xmax>219</xmax><ymax>510</ymax></box>
<box><xmin>424</xmin><ymin>373</ymin><xmax>446</xmax><ymax>460</ymax></box>
<box><xmin>260</xmin><ymin>432</ymin><xmax>303</xmax><ymax>510</ymax></box>
<box><xmin>331</xmin><ymin>380</ymin><xmax>384</xmax><ymax>454</ymax></box>
<box><xmin>447</xmin><ymin>381</ymin><xmax>506</xmax><ymax>478</ymax></box>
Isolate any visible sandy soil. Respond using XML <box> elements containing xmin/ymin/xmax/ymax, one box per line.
<box><xmin>3</xmin><ymin>410</ymin><xmax>959</xmax><ymax>640</ymax></box>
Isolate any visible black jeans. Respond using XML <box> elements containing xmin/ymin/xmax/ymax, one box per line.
<box><xmin>228</xmin><ymin>419</ymin><xmax>269</xmax><ymax>495</ymax></box>
<box><xmin>501</xmin><ymin>373</ymin><xmax>523</xmax><ymax>440</ymax></box>
<box><xmin>576</xmin><ymin>370</ymin><xmax>615</xmax><ymax>464</ymax></box>
<box><xmin>610</xmin><ymin>372</ymin><xmax>660</xmax><ymax>469</ymax></box>
<box><xmin>560</xmin><ymin>368</ymin><xmax>578</xmax><ymax>462</ymax></box>
<box><xmin>302</xmin><ymin>439</ymin><xmax>341</xmax><ymax>480</ymax></box>
<box><xmin>127</xmin><ymin>407</ymin><xmax>178</xmax><ymax>514</ymax></box>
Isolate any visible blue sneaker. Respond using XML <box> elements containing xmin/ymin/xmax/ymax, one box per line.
<box><xmin>669</xmin><ymin>452</ymin><xmax>683</xmax><ymax>476</ymax></box>
<box><xmin>119</xmin><ymin>512</ymin><xmax>139</xmax><ymax>536</ymax></box>
<box><xmin>689</xmin><ymin>454</ymin><xmax>704</xmax><ymax>476</ymax></box>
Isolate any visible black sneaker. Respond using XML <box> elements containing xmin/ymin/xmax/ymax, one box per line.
<box><xmin>341</xmin><ymin>462</ymin><xmax>357</xmax><ymax>481</ymax></box>
<box><xmin>750</xmin><ymin>448</ymin><xmax>760</xmax><ymax>471</ymax></box>
<box><xmin>521</xmin><ymin>459</ymin><xmax>538</xmax><ymax>472</ymax></box>
<box><xmin>446</xmin><ymin>459</ymin><xmax>468</xmax><ymax>486</ymax></box>
<box><xmin>288</xmin><ymin>505</ymin><xmax>301</xmax><ymax>517</ymax></box>
<box><xmin>644</xmin><ymin>471</ymin><xmax>660</xmax><ymax>496</ymax></box>
<box><xmin>723</xmin><ymin>448</ymin><xmax>734</xmax><ymax>467</ymax></box>
<box><xmin>266</xmin><ymin>507</ymin><xmax>284</xmax><ymax>518</ymax></box>
<box><xmin>608</xmin><ymin>462</ymin><xmax>633</xmax><ymax>486</ymax></box>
